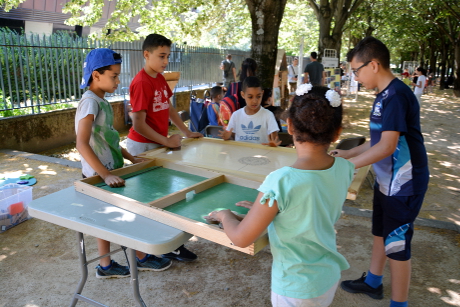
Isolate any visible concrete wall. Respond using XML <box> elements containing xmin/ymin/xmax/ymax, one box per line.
<box><xmin>0</xmin><ymin>89</ymin><xmax>210</xmax><ymax>153</ymax></box>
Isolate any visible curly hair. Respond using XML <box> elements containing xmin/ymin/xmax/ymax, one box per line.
<box><xmin>288</xmin><ymin>86</ymin><xmax>342</xmax><ymax>145</ymax></box>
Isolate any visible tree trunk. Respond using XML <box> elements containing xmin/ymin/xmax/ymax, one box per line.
<box><xmin>453</xmin><ymin>42</ymin><xmax>460</xmax><ymax>97</ymax></box>
<box><xmin>308</xmin><ymin>0</ymin><xmax>365</xmax><ymax>62</ymax></box>
<box><xmin>246</xmin><ymin>0</ymin><xmax>287</xmax><ymax>89</ymax></box>
<box><xmin>429</xmin><ymin>38</ymin><xmax>437</xmax><ymax>74</ymax></box>
<box><xmin>439</xmin><ymin>41</ymin><xmax>448</xmax><ymax>90</ymax></box>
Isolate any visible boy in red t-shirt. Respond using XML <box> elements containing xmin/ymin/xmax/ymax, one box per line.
<box><xmin>127</xmin><ymin>33</ymin><xmax>202</xmax><ymax>263</ymax></box>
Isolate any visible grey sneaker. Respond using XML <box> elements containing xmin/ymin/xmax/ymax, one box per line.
<box><xmin>96</xmin><ymin>260</ymin><xmax>130</xmax><ymax>279</ymax></box>
<box><xmin>136</xmin><ymin>254</ymin><xmax>172</xmax><ymax>271</ymax></box>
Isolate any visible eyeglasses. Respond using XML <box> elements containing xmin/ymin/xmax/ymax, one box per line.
<box><xmin>352</xmin><ymin>61</ymin><xmax>371</xmax><ymax>77</ymax></box>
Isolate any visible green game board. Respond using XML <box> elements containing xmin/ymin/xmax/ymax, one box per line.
<box><xmin>164</xmin><ymin>182</ymin><xmax>259</xmax><ymax>223</ymax></box>
<box><xmin>95</xmin><ymin>166</ymin><xmax>259</xmax><ymax>223</ymax></box>
<box><xmin>97</xmin><ymin>167</ymin><xmax>207</xmax><ymax>204</ymax></box>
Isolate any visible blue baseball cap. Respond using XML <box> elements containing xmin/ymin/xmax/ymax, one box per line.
<box><xmin>80</xmin><ymin>48</ymin><xmax>122</xmax><ymax>89</ymax></box>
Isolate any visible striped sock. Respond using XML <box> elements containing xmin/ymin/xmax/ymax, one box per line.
<box><xmin>364</xmin><ymin>270</ymin><xmax>383</xmax><ymax>288</ymax></box>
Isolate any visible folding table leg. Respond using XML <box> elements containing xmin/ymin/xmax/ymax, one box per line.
<box><xmin>127</xmin><ymin>248</ymin><xmax>147</xmax><ymax>307</ymax></box>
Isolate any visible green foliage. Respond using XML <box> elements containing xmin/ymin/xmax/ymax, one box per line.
<box><xmin>0</xmin><ymin>28</ymin><xmax>103</xmax><ymax>116</ymax></box>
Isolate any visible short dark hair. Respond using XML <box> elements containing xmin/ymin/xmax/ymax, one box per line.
<box><xmin>416</xmin><ymin>67</ymin><xmax>427</xmax><ymax>76</ymax></box>
<box><xmin>210</xmin><ymin>86</ymin><xmax>223</xmax><ymax>99</ymax></box>
<box><xmin>262</xmin><ymin>88</ymin><xmax>272</xmax><ymax>106</ymax></box>
<box><xmin>288</xmin><ymin>86</ymin><xmax>342</xmax><ymax>145</ymax></box>
<box><xmin>346</xmin><ymin>36</ymin><xmax>390</xmax><ymax>69</ymax></box>
<box><xmin>143</xmin><ymin>34</ymin><xmax>172</xmax><ymax>52</ymax></box>
<box><xmin>242</xmin><ymin>76</ymin><xmax>261</xmax><ymax>92</ymax></box>
<box><xmin>239</xmin><ymin>58</ymin><xmax>257</xmax><ymax>82</ymax></box>
<box><xmin>310</xmin><ymin>52</ymin><xmax>318</xmax><ymax>59</ymax></box>
<box><xmin>226</xmin><ymin>54</ymin><xmax>232</xmax><ymax>59</ymax></box>
<box><xmin>88</xmin><ymin>52</ymin><xmax>122</xmax><ymax>86</ymax></box>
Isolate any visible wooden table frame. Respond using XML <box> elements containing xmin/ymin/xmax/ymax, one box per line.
<box><xmin>75</xmin><ymin>159</ymin><xmax>268</xmax><ymax>255</ymax></box>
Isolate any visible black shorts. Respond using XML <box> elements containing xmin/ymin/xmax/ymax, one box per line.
<box><xmin>372</xmin><ymin>189</ymin><xmax>425</xmax><ymax>261</ymax></box>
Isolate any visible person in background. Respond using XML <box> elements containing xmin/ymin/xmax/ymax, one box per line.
<box><xmin>287</xmin><ymin>57</ymin><xmax>299</xmax><ymax>93</ymax></box>
<box><xmin>207</xmin><ymin>86</ymin><xmax>224</xmax><ymax>126</ymax></box>
<box><xmin>224</xmin><ymin>58</ymin><xmax>258</xmax><ymax>108</ymax></box>
<box><xmin>220</xmin><ymin>54</ymin><xmax>237</xmax><ymax>90</ymax></box>
<box><xmin>412</xmin><ymin>67</ymin><xmax>426</xmax><ymax>105</ymax></box>
<box><xmin>304</xmin><ymin>52</ymin><xmax>326</xmax><ymax>86</ymax></box>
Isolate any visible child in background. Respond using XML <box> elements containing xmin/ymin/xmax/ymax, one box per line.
<box><xmin>261</xmin><ymin>88</ymin><xmax>282</xmax><ymax>132</ymax></box>
<box><xmin>207</xmin><ymin>84</ymin><xmax>353</xmax><ymax>306</ymax></box>
<box><xmin>412</xmin><ymin>67</ymin><xmax>426</xmax><ymax>105</ymax></box>
<box><xmin>75</xmin><ymin>48</ymin><xmax>148</xmax><ymax>278</ymax></box>
<box><xmin>207</xmin><ymin>86</ymin><xmax>224</xmax><ymax>126</ymax></box>
<box><xmin>127</xmin><ymin>33</ymin><xmax>201</xmax><ymax>262</ymax></box>
<box><xmin>218</xmin><ymin>76</ymin><xmax>280</xmax><ymax>146</ymax></box>
<box><xmin>332</xmin><ymin>37</ymin><xmax>428</xmax><ymax>307</ymax></box>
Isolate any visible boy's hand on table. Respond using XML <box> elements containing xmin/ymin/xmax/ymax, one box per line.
<box><xmin>131</xmin><ymin>157</ymin><xmax>148</xmax><ymax>164</ymax></box>
<box><xmin>218</xmin><ymin>128</ymin><xmax>233</xmax><ymax>140</ymax></box>
<box><xmin>185</xmin><ymin>131</ymin><xmax>203</xmax><ymax>138</ymax></box>
<box><xmin>235</xmin><ymin>200</ymin><xmax>253</xmax><ymax>209</ymax></box>
<box><xmin>103</xmin><ymin>174</ymin><xmax>125</xmax><ymax>188</ymax></box>
<box><xmin>166</xmin><ymin>134</ymin><xmax>183</xmax><ymax>148</ymax></box>
<box><xmin>262</xmin><ymin>134</ymin><xmax>281</xmax><ymax>147</ymax></box>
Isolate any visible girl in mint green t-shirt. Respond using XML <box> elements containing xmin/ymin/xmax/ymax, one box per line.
<box><xmin>207</xmin><ymin>85</ymin><xmax>354</xmax><ymax>306</ymax></box>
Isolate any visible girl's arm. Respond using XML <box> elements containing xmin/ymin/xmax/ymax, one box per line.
<box><xmin>208</xmin><ymin>192</ymin><xmax>278</xmax><ymax>247</ymax></box>
<box><xmin>76</xmin><ymin>115</ymin><xmax>125</xmax><ymax>187</ymax></box>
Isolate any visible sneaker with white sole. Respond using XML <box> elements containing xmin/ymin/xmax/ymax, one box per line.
<box><xmin>95</xmin><ymin>260</ymin><xmax>130</xmax><ymax>279</ymax></box>
<box><xmin>161</xmin><ymin>245</ymin><xmax>198</xmax><ymax>262</ymax></box>
<box><xmin>341</xmin><ymin>272</ymin><xmax>384</xmax><ymax>299</ymax></box>
<box><xmin>136</xmin><ymin>254</ymin><xmax>172</xmax><ymax>271</ymax></box>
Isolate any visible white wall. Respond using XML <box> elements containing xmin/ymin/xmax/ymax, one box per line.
<box><xmin>24</xmin><ymin>21</ymin><xmax>53</xmax><ymax>36</ymax></box>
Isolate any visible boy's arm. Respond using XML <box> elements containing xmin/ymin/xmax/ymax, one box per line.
<box><xmin>121</xmin><ymin>147</ymin><xmax>147</xmax><ymax>164</ymax></box>
<box><xmin>332</xmin><ymin>131</ymin><xmax>399</xmax><ymax>169</ymax></box>
<box><xmin>232</xmin><ymin>66</ymin><xmax>237</xmax><ymax>81</ymax></box>
<box><xmin>168</xmin><ymin>104</ymin><xmax>203</xmax><ymax>138</ymax></box>
<box><xmin>262</xmin><ymin>131</ymin><xmax>281</xmax><ymax>147</ymax></box>
<box><xmin>131</xmin><ymin>110</ymin><xmax>182</xmax><ymax>148</ymax></box>
<box><xmin>76</xmin><ymin>115</ymin><xmax>125</xmax><ymax>187</ymax></box>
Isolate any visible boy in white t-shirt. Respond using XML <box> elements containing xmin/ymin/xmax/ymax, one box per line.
<box><xmin>218</xmin><ymin>76</ymin><xmax>280</xmax><ymax>146</ymax></box>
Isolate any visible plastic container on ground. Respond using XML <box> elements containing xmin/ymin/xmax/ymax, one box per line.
<box><xmin>0</xmin><ymin>183</ymin><xmax>33</xmax><ymax>232</ymax></box>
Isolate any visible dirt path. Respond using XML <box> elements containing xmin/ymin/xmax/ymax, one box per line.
<box><xmin>0</xmin><ymin>89</ymin><xmax>459</xmax><ymax>307</ymax></box>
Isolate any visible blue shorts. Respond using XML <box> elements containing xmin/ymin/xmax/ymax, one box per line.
<box><xmin>372</xmin><ymin>189</ymin><xmax>425</xmax><ymax>261</ymax></box>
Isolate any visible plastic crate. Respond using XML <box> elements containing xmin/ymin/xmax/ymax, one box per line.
<box><xmin>0</xmin><ymin>183</ymin><xmax>33</xmax><ymax>232</ymax></box>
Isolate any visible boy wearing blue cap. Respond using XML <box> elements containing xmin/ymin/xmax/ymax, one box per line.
<box><xmin>75</xmin><ymin>48</ymin><xmax>172</xmax><ymax>278</ymax></box>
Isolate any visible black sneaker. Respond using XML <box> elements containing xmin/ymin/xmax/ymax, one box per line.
<box><xmin>96</xmin><ymin>260</ymin><xmax>130</xmax><ymax>279</ymax></box>
<box><xmin>136</xmin><ymin>254</ymin><xmax>172</xmax><ymax>271</ymax></box>
<box><xmin>341</xmin><ymin>272</ymin><xmax>384</xmax><ymax>299</ymax></box>
<box><xmin>161</xmin><ymin>245</ymin><xmax>197</xmax><ymax>262</ymax></box>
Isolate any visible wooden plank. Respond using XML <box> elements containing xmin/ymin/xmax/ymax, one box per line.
<box><xmin>347</xmin><ymin>165</ymin><xmax>371</xmax><ymax>200</ymax></box>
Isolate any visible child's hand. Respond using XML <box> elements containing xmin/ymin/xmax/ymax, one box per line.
<box><xmin>235</xmin><ymin>200</ymin><xmax>254</xmax><ymax>209</ymax></box>
<box><xmin>103</xmin><ymin>174</ymin><xmax>125</xmax><ymax>188</ymax></box>
<box><xmin>185</xmin><ymin>131</ymin><xmax>203</xmax><ymax>138</ymax></box>
<box><xmin>166</xmin><ymin>134</ymin><xmax>183</xmax><ymax>148</ymax></box>
<box><xmin>262</xmin><ymin>134</ymin><xmax>282</xmax><ymax>147</ymax></box>
<box><xmin>329</xmin><ymin>149</ymin><xmax>350</xmax><ymax>159</ymax></box>
<box><xmin>131</xmin><ymin>157</ymin><xmax>148</xmax><ymax>164</ymax></box>
<box><xmin>218</xmin><ymin>128</ymin><xmax>233</xmax><ymax>140</ymax></box>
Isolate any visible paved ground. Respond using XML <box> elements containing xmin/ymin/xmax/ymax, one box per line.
<box><xmin>0</xmin><ymin>88</ymin><xmax>459</xmax><ymax>307</ymax></box>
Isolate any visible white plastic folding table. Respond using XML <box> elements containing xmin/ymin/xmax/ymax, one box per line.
<box><xmin>28</xmin><ymin>187</ymin><xmax>192</xmax><ymax>307</ymax></box>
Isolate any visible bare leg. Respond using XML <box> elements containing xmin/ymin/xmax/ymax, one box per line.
<box><xmin>369</xmin><ymin>236</ymin><xmax>387</xmax><ymax>275</ymax></box>
<box><xmin>97</xmin><ymin>238</ymin><xmax>111</xmax><ymax>267</ymax></box>
<box><xmin>389</xmin><ymin>259</ymin><xmax>411</xmax><ymax>302</ymax></box>
<box><xmin>136</xmin><ymin>251</ymin><xmax>147</xmax><ymax>259</ymax></box>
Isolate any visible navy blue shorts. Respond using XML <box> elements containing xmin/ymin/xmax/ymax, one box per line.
<box><xmin>372</xmin><ymin>189</ymin><xmax>425</xmax><ymax>261</ymax></box>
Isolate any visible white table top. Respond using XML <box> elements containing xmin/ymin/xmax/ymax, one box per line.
<box><xmin>28</xmin><ymin>187</ymin><xmax>192</xmax><ymax>254</ymax></box>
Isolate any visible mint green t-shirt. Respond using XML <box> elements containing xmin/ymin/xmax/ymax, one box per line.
<box><xmin>257</xmin><ymin>157</ymin><xmax>354</xmax><ymax>299</ymax></box>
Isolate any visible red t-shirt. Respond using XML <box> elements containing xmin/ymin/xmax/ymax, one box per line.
<box><xmin>128</xmin><ymin>69</ymin><xmax>173</xmax><ymax>144</ymax></box>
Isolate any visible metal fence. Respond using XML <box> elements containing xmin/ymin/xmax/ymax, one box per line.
<box><xmin>0</xmin><ymin>30</ymin><xmax>249</xmax><ymax>116</ymax></box>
